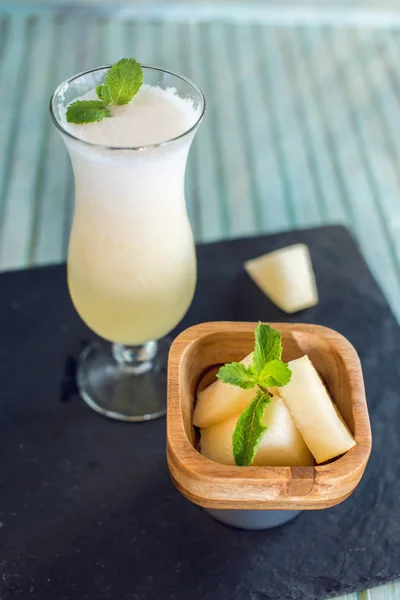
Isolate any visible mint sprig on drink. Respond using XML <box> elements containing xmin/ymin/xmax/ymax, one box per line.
<box><xmin>66</xmin><ymin>58</ymin><xmax>143</xmax><ymax>124</ymax></box>
<box><xmin>217</xmin><ymin>323</ymin><xmax>291</xmax><ymax>466</ymax></box>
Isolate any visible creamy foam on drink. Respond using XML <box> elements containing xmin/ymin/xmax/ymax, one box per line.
<box><xmin>63</xmin><ymin>84</ymin><xmax>201</xmax><ymax>345</ymax></box>
<box><xmin>63</xmin><ymin>84</ymin><xmax>199</xmax><ymax>147</ymax></box>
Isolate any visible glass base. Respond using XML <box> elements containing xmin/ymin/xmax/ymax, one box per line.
<box><xmin>77</xmin><ymin>339</ymin><xmax>169</xmax><ymax>422</ymax></box>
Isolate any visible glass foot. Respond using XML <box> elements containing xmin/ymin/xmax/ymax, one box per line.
<box><xmin>77</xmin><ymin>339</ymin><xmax>169</xmax><ymax>422</ymax></box>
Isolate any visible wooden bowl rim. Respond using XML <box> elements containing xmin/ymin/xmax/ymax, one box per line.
<box><xmin>167</xmin><ymin>321</ymin><xmax>372</xmax><ymax>509</ymax></box>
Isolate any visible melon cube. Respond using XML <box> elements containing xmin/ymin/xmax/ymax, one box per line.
<box><xmin>279</xmin><ymin>355</ymin><xmax>355</xmax><ymax>463</ymax></box>
<box><xmin>199</xmin><ymin>396</ymin><xmax>314</xmax><ymax>467</ymax></box>
<box><xmin>193</xmin><ymin>352</ymin><xmax>257</xmax><ymax>429</ymax></box>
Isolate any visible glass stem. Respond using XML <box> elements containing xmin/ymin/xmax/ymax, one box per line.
<box><xmin>112</xmin><ymin>340</ymin><xmax>158</xmax><ymax>375</ymax></box>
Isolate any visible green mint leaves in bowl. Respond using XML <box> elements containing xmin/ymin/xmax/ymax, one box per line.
<box><xmin>217</xmin><ymin>323</ymin><xmax>292</xmax><ymax>466</ymax></box>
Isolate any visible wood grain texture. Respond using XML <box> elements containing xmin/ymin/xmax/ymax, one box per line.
<box><xmin>167</xmin><ymin>321</ymin><xmax>371</xmax><ymax>510</ymax></box>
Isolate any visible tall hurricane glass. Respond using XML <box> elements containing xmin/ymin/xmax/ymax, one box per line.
<box><xmin>50</xmin><ymin>66</ymin><xmax>205</xmax><ymax>421</ymax></box>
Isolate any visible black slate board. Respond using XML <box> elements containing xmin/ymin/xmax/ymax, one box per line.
<box><xmin>0</xmin><ymin>225</ymin><xmax>399</xmax><ymax>600</ymax></box>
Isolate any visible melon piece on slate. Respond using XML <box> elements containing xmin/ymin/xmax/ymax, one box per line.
<box><xmin>244</xmin><ymin>243</ymin><xmax>318</xmax><ymax>314</ymax></box>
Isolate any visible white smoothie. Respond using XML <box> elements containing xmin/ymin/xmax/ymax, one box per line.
<box><xmin>63</xmin><ymin>84</ymin><xmax>200</xmax><ymax>345</ymax></box>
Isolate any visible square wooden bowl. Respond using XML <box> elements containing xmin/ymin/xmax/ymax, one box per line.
<box><xmin>167</xmin><ymin>322</ymin><xmax>371</xmax><ymax>510</ymax></box>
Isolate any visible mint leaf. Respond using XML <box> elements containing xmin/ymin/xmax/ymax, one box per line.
<box><xmin>67</xmin><ymin>58</ymin><xmax>143</xmax><ymax>126</ymax></box>
<box><xmin>217</xmin><ymin>362</ymin><xmax>257</xmax><ymax>390</ymax></box>
<box><xmin>66</xmin><ymin>100</ymin><xmax>111</xmax><ymax>124</ymax></box>
<box><xmin>101</xmin><ymin>58</ymin><xmax>143</xmax><ymax>106</ymax></box>
<box><xmin>232</xmin><ymin>390</ymin><xmax>270</xmax><ymax>466</ymax></box>
<box><xmin>248</xmin><ymin>364</ymin><xmax>258</xmax><ymax>379</ymax></box>
<box><xmin>96</xmin><ymin>85</ymin><xmax>105</xmax><ymax>101</ymax></box>
<box><xmin>253</xmin><ymin>322</ymin><xmax>282</xmax><ymax>374</ymax></box>
<box><xmin>99</xmin><ymin>85</ymin><xmax>112</xmax><ymax>106</ymax></box>
<box><xmin>259</xmin><ymin>359</ymin><xmax>291</xmax><ymax>387</ymax></box>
